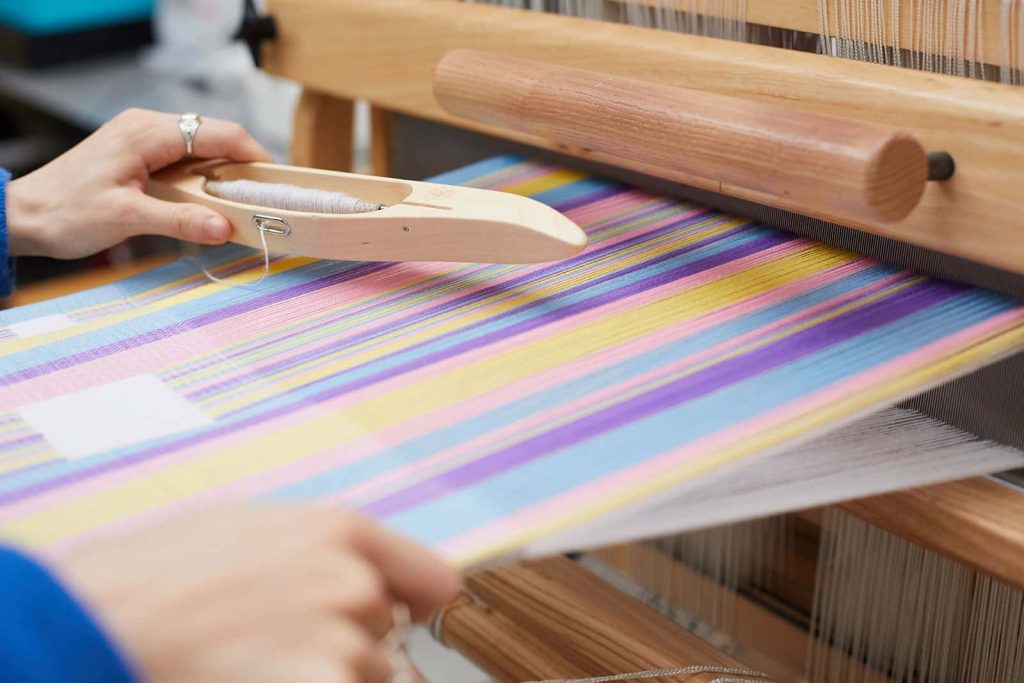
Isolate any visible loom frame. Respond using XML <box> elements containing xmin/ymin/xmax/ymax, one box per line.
<box><xmin>262</xmin><ymin>1</ymin><xmax>1024</xmax><ymax>679</ymax></box>
<box><xmin>265</xmin><ymin>0</ymin><xmax>1024</xmax><ymax>275</ymax></box>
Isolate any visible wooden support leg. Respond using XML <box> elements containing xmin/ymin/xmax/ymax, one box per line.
<box><xmin>370</xmin><ymin>105</ymin><xmax>394</xmax><ymax>177</ymax></box>
<box><xmin>290</xmin><ymin>88</ymin><xmax>354</xmax><ymax>171</ymax></box>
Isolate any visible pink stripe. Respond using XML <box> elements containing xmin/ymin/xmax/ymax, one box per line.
<box><xmin>179</xmin><ymin>202</ymin><xmax>690</xmax><ymax>400</ymax></box>
<box><xmin>0</xmin><ymin>240</ymin><xmax>828</xmax><ymax>531</ymax></box>
<box><xmin>170</xmin><ymin>262</ymin><xmax>497</xmax><ymax>394</ymax></box>
<box><xmin>1</xmin><ymin>199</ymin><xmax>683</xmax><ymax>410</ymax></box>
<box><xmin>484</xmin><ymin>165</ymin><xmax>561</xmax><ymax>190</ymax></box>
<box><xmin>438</xmin><ymin>308</ymin><xmax>1024</xmax><ymax>560</ymax></box>
<box><xmin>327</xmin><ymin>261</ymin><xmax>887</xmax><ymax>508</ymax></box>
<box><xmin>0</xmin><ymin>266</ymin><xmax>454</xmax><ymax>406</ymax></box>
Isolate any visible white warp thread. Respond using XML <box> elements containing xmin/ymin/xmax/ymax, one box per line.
<box><xmin>205</xmin><ymin>179</ymin><xmax>383</xmax><ymax>214</ymax></box>
<box><xmin>428</xmin><ymin>593</ymin><xmax>771</xmax><ymax>683</ymax></box>
<box><xmin>522</xmin><ymin>666</ymin><xmax>772</xmax><ymax>683</ymax></box>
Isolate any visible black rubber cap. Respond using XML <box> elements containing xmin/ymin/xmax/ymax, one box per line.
<box><xmin>927</xmin><ymin>151</ymin><xmax>956</xmax><ymax>181</ymax></box>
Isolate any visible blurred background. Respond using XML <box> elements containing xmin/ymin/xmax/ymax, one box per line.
<box><xmin>0</xmin><ymin>0</ymin><xmax>375</xmax><ymax>306</ymax></box>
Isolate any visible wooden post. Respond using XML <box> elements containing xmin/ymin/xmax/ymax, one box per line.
<box><xmin>370</xmin><ymin>105</ymin><xmax>394</xmax><ymax>177</ymax></box>
<box><xmin>290</xmin><ymin>88</ymin><xmax>354</xmax><ymax>171</ymax></box>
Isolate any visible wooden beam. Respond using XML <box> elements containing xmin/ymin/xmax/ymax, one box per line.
<box><xmin>841</xmin><ymin>477</ymin><xmax>1024</xmax><ymax>591</ymax></box>
<box><xmin>618</xmin><ymin>0</ymin><xmax>1006</xmax><ymax>65</ymax></box>
<box><xmin>265</xmin><ymin>0</ymin><xmax>1024</xmax><ymax>275</ymax></box>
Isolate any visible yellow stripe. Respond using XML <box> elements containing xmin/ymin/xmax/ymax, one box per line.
<box><xmin>0</xmin><ymin>453</ymin><xmax>56</xmax><ymax>476</ymax></box>
<box><xmin>503</xmin><ymin>169</ymin><xmax>587</xmax><ymax>197</ymax></box>
<box><xmin>3</xmin><ymin>247</ymin><xmax>845</xmax><ymax>545</ymax></box>
<box><xmin>167</xmin><ymin>263</ymin><xmax>497</xmax><ymax>388</ymax></box>
<box><xmin>205</xmin><ymin>217</ymin><xmax>755</xmax><ymax>412</ymax></box>
<box><xmin>0</xmin><ymin>257</ymin><xmax>312</xmax><ymax>354</ymax></box>
<box><xmin>430</xmin><ymin>275</ymin><xmax>923</xmax><ymax>478</ymax></box>
<box><xmin>453</xmin><ymin>321</ymin><xmax>1024</xmax><ymax>567</ymax></box>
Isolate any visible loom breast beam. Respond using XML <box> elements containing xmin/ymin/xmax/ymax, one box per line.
<box><xmin>434</xmin><ymin>49</ymin><xmax>941</xmax><ymax>226</ymax></box>
<box><xmin>146</xmin><ymin>160</ymin><xmax>586</xmax><ymax>264</ymax></box>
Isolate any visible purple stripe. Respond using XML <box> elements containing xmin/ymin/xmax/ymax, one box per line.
<box><xmin>550</xmin><ymin>185</ymin><xmax>623</xmax><ymax>213</ymax></box>
<box><xmin>166</xmin><ymin>197</ymin><xmax>671</xmax><ymax>383</ymax></box>
<box><xmin>177</xmin><ymin>198</ymin><xmax>705</xmax><ymax>386</ymax></box>
<box><xmin>187</xmin><ymin>218</ymin><xmax>768</xmax><ymax>402</ymax></box>
<box><xmin>0</xmin><ymin>434</ymin><xmax>46</xmax><ymax>449</ymax></box>
<box><xmin>360</xmin><ymin>281</ymin><xmax>962</xmax><ymax>517</ymax></box>
<box><xmin>0</xmin><ymin>262</ymin><xmax>390</xmax><ymax>386</ymax></box>
<box><xmin>0</xmin><ymin>227</ymin><xmax>781</xmax><ymax>506</ymax></box>
<box><xmin>76</xmin><ymin>255</ymin><xmax>273</xmax><ymax>320</ymax></box>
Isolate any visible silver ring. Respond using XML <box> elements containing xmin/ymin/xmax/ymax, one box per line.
<box><xmin>178</xmin><ymin>112</ymin><xmax>202</xmax><ymax>157</ymax></box>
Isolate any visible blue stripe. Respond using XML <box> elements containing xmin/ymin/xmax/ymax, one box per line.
<box><xmin>383</xmin><ymin>291</ymin><xmax>1012</xmax><ymax>544</ymax></box>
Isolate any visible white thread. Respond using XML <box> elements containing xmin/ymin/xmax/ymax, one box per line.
<box><xmin>205</xmin><ymin>179</ymin><xmax>384</xmax><ymax>215</ymax></box>
<box><xmin>522</xmin><ymin>665</ymin><xmax>772</xmax><ymax>683</ymax></box>
<box><xmin>187</xmin><ymin>223</ymin><xmax>271</xmax><ymax>289</ymax></box>
<box><xmin>384</xmin><ymin>603</ymin><xmax>417</xmax><ymax>683</ymax></box>
<box><xmin>815</xmin><ymin>0</ymin><xmax>1023</xmax><ymax>85</ymax></box>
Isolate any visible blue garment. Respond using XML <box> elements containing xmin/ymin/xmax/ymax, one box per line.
<box><xmin>0</xmin><ymin>172</ymin><xmax>136</xmax><ymax>680</ymax></box>
<box><xmin>0</xmin><ymin>547</ymin><xmax>139</xmax><ymax>683</ymax></box>
<box><xmin>1</xmin><ymin>168</ymin><xmax>14</xmax><ymax>298</ymax></box>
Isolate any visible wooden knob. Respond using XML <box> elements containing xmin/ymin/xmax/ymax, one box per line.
<box><xmin>434</xmin><ymin>49</ymin><xmax>929</xmax><ymax>224</ymax></box>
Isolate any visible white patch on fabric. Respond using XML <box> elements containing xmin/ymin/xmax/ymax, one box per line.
<box><xmin>17</xmin><ymin>374</ymin><xmax>212</xmax><ymax>460</ymax></box>
<box><xmin>9</xmin><ymin>314</ymin><xmax>76</xmax><ymax>338</ymax></box>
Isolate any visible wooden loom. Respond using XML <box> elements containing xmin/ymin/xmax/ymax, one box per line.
<box><xmin>248</xmin><ymin>1</ymin><xmax>1024</xmax><ymax>681</ymax></box>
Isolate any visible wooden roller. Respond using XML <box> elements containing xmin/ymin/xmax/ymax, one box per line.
<box><xmin>434</xmin><ymin>49</ymin><xmax>939</xmax><ymax>225</ymax></box>
<box><xmin>435</xmin><ymin>557</ymin><xmax>769</xmax><ymax>683</ymax></box>
<box><xmin>840</xmin><ymin>477</ymin><xmax>1024</xmax><ymax>591</ymax></box>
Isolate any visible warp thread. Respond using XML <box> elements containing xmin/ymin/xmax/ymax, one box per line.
<box><xmin>426</xmin><ymin>589</ymin><xmax>771</xmax><ymax>683</ymax></box>
<box><xmin>206</xmin><ymin>179</ymin><xmax>384</xmax><ymax>214</ymax></box>
<box><xmin>521</xmin><ymin>666</ymin><xmax>772</xmax><ymax>683</ymax></box>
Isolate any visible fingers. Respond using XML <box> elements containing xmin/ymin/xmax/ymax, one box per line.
<box><xmin>332</xmin><ymin>621</ymin><xmax>394</xmax><ymax>683</ymax></box>
<box><xmin>126</xmin><ymin>194</ymin><xmax>232</xmax><ymax>245</ymax></box>
<box><xmin>270</xmin><ymin>619</ymin><xmax>393</xmax><ymax>683</ymax></box>
<box><xmin>178</xmin><ymin>114</ymin><xmax>273</xmax><ymax>165</ymax></box>
<box><xmin>110</xmin><ymin>108</ymin><xmax>273</xmax><ymax>172</ymax></box>
<box><xmin>340</xmin><ymin>515</ymin><xmax>463</xmax><ymax>623</ymax></box>
<box><xmin>326</xmin><ymin>555</ymin><xmax>395</xmax><ymax>639</ymax></box>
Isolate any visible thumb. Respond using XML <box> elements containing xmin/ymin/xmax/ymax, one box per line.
<box><xmin>129</xmin><ymin>195</ymin><xmax>233</xmax><ymax>245</ymax></box>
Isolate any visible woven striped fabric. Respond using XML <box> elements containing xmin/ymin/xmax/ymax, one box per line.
<box><xmin>2</xmin><ymin>156</ymin><xmax>1023</xmax><ymax>566</ymax></box>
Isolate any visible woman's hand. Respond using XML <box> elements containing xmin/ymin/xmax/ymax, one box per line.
<box><xmin>53</xmin><ymin>505</ymin><xmax>462</xmax><ymax>683</ymax></box>
<box><xmin>6</xmin><ymin>108</ymin><xmax>271</xmax><ymax>260</ymax></box>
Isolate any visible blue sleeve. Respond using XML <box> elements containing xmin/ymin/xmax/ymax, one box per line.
<box><xmin>0</xmin><ymin>547</ymin><xmax>140</xmax><ymax>683</ymax></box>
<box><xmin>1</xmin><ymin>168</ymin><xmax>14</xmax><ymax>298</ymax></box>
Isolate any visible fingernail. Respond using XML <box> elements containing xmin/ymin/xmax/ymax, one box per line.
<box><xmin>204</xmin><ymin>216</ymin><xmax>230</xmax><ymax>243</ymax></box>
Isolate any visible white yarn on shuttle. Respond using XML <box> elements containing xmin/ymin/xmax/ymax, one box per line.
<box><xmin>206</xmin><ymin>179</ymin><xmax>383</xmax><ymax>214</ymax></box>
